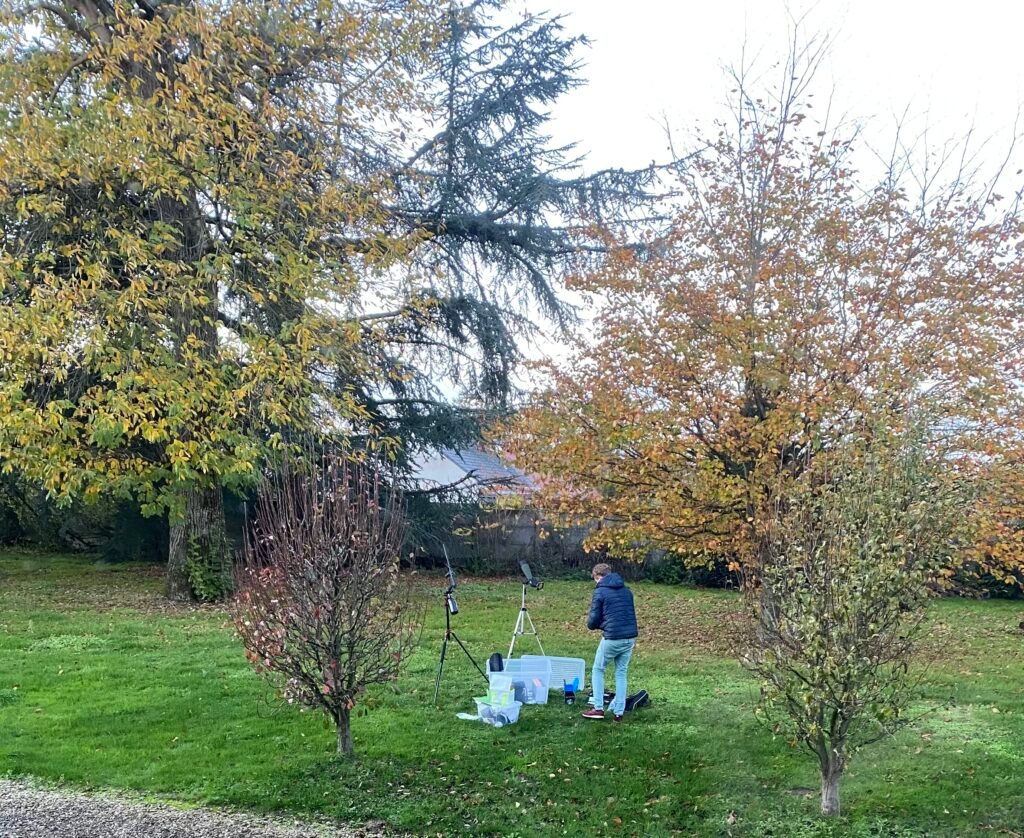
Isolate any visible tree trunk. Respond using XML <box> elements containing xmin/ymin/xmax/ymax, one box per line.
<box><xmin>166</xmin><ymin>515</ymin><xmax>192</xmax><ymax>601</ymax></box>
<box><xmin>166</xmin><ymin>486</ymin><xmax>228</xmax><ymax>601</ymax></box>
<box><xmin>820</xmin><ymin>767</ymin><xmax>842</xmax><ymax>817</ymax></box>
<box><xmin>336</xmin><ymin>709</ymin><xmax>353</xmax><ymax>757</ymax></box>
<box><xmin>156</xmin><ymin>176</ymin><xmax>224</xmax><ymax>602</ymax></box>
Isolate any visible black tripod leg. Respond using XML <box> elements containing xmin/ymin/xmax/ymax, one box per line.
<box><xmin>451</xmin><ymin>631</ymin><xmax>488</xmax><ymax>682</ymax></box>
<box><xmin>433</xmin><ymin>634</ymin><xmax>449</xmax><ymax>703</ymax></box>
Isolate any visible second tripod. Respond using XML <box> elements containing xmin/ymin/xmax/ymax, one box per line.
<box><xmin>508</xmin><ymin>560</ymin><xmax>545</xmax><ymax>658</ymax></box>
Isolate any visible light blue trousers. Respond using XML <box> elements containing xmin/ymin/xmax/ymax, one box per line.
<box><xmin>591</xmin><ymin>637</ymin><xmax>636</xmax><ymax>715</ymax></box>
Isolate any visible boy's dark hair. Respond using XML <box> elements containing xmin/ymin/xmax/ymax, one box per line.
<box><xmin>592</xmin><ymin>563</ymin><xmax>612</xmax><ymax>579</ymax></box>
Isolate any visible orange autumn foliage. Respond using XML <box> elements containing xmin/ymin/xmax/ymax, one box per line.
<box><xmin>507</xmin><ymin>94</ymin><xmax>1024</xmax><ymax>591</ymax></box>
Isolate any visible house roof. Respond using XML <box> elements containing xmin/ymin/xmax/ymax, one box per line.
<box><xmin>410</xmin><ymin>445</ymin><xmax>535</xmax><ymax>496</ymax></box>
<box><xmin>440</xmin><ymin>447</ymin><xmax>534</xmax><ymax>493</ymax></box>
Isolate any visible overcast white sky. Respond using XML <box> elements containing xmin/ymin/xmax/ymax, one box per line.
<box><xmin>505</xmin><ymin>0</ymin><xmax>1024</xmax><ymax>373</ymax></box>
<box><xmin>533</xmin><ymin>0</ymin><xmax>1024</xmax><ymax>174</ymax></box>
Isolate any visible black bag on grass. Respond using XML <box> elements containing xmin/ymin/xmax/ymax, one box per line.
<box><xmin>596</xmin><ymin>689</ymin><xmax>650</xmax><ymax>712</ymax></box>
<box><xmin>625</xmin><ymin>690</ymin><xmax>649</xmax><ymax>711</ymax></box>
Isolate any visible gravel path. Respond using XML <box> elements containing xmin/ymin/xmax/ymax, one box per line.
<box><xmin>0</xmin><ymin>779</ymin><xmax>379</xmax><ymax>838</ymax></box>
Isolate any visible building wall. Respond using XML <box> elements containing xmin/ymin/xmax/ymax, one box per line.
<box><xmin>442</xmin><ymin>507</ymin><xmax>597</xmax><ymax>572</ymax></box>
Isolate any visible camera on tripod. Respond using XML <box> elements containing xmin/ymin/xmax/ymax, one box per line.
<box><xmin>433</xmin><ymin>544</ymin><xmax>485</xmax><ymax>702</ymax></box>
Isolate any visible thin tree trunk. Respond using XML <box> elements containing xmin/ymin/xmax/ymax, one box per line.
<box><xmin>166</xmin><ymin>486</ymin><xmax>228</xmax><ymax>601</ymax></box>
<box><xmin>336</xmin><ymin>709</ymin><xmax>353</xmax><ymax>756</ymax></box>
<box><xmin>820</xmin><ymin>767</ymin><xmax>842</xmax><ymax>816</ymax></box>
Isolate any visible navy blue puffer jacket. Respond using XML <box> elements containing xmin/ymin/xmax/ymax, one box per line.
<box><xmin>587</xmin><ymin>573</ymin><xmax>638</xmax><ymax>640</ymax></box>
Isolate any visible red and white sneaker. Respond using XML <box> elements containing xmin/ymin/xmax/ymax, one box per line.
<box><xmin>581</xmin><ymin>708</ymin><xmax>606</xmax><ymax>720</ymax></box>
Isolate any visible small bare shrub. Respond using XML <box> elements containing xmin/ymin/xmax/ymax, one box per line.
<box><xmin>234</xmin><ymin>456</ymin><xmax>420</xmax><ymax>756</ymax></box>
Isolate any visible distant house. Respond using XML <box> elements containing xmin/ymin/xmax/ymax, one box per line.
<box><xmin>408</xmin><ymin>446</ymin><xmax>582</xmax><ymax>569</ymax></box>
<box><xmin>410</xmin><ymin>446</ymin><xmax>535</xmax><ymax>501</ymax></box>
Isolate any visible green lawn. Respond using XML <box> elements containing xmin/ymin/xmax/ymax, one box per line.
<box><xmin>1</xmin><ymin>552</ymin><xmax>1022</xmax><ymax>836</ymax></box>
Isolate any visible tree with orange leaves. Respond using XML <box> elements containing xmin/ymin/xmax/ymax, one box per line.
<box><xmin>507</xmin><ymin>43</ymin><xmax>1024</xmax><ymax>817</ymax></box>
<box><xmin>506</xmin><ymin>44</ymin><xmax>1024</xmax><ymax>586</ymax></box>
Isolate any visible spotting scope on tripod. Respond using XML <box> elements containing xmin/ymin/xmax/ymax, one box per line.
<box><xmin>508</xmin><ymin>560</ymin><xmax>545</xmax><ymax>658</ymax></box>
<box><xmin>432</xmin><ymin>544</ymin><xmax>487</xmax><ymax>703</ymax></box>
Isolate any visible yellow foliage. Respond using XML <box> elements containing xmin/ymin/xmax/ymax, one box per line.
<box><xmin>0</xmin><ymin>0</ymin><xmax>443</xmax><ymax>515</ymax></box>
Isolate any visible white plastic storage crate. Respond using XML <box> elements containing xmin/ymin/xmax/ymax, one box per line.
<box><xmin>488</xmin><ymin>657</ymin><xmax>551</xmax><ymax>705</ymax></box>
<box><xmin>521</xmin><ymin>655</ymin><xmax>586</xmax><ymax>693</ymax></box>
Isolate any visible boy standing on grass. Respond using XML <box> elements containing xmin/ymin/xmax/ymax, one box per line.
<box><xmin>582</xmin><ymin>563</ymin><xmax>638</xmax><ymax>721</ymax></box>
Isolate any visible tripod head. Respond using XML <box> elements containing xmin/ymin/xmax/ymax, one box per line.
<box><xmin>445</xmin><ymin>589</ymin><xmax>459</xmax><ymax>614</ymax></box>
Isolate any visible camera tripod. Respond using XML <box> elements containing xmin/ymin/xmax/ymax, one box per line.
<box><xmin>432</xmin><ymin>587</ymin><xmax>488</xmax><ymax>703</ymax></box>
<box><xmin>507</xmin><ymin>582</ymin><xmax>545</xmax><ymax>659</ymax></box>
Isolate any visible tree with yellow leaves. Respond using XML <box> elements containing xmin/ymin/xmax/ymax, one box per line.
<box><xmin>0</xmin><ymin>0</ymin><xmax>443</xmax><ymax>598</ymax></box>
<box><xmin>0</xmin><ymin>1</ymin><xmax>649</xmax><ymax>598</ymax></box>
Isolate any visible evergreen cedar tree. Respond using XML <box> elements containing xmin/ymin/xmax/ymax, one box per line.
<box><xmin>0</xmin><ymin>0</ymin><xmax>652</xmax><ymax>599</ymax></box>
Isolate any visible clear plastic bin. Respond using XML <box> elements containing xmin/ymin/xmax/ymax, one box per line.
<box><xmin>474</xmin><ymin>698</ymin><xmax>522</xmax><ymax>726</ymax></box>
<box><xmin>489</xmin><ymin>657</ymin><xmax>551</xmax><ymax>705</ymax></box>
<box><xmin>521</xmin><ymin>655</ymin><xmax>586</xmax><ymax>692</ymax></box>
